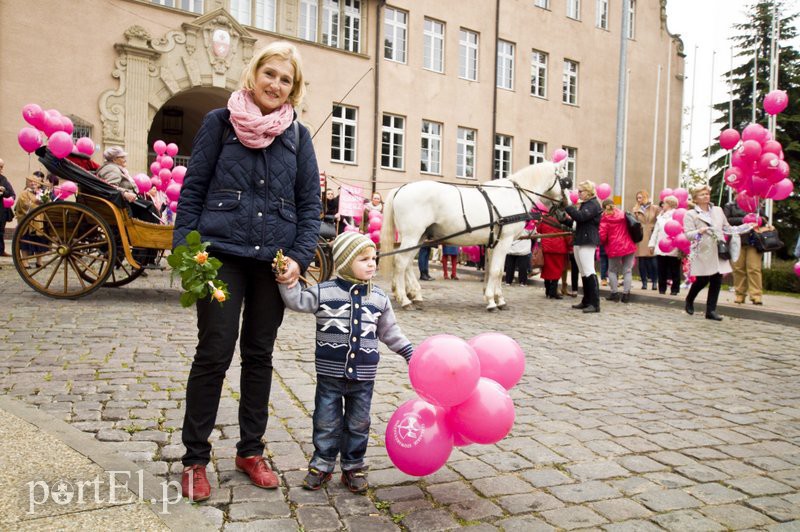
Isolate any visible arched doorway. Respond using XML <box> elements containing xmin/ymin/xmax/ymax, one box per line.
<box><xmin>148</xmin><ymin>87</ymin><xmax>230</xmax><ymax>167</ymax></box>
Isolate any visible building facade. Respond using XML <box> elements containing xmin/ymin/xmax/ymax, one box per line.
<box><xmin>0</xmin><ymin>0</ymin><xmax>684</xmax><ymax>212</ymax></box>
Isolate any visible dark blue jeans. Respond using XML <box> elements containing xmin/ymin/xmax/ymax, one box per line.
<box><xmin>418</xmin><ymin>246</ymin><xmax>431</xmax><ymax>277</ymax></box>
<box><xmin>310</xmin><ymin>375</ymin><xmax>375</xmax><ymax>473</ymax></box>
<box><xmin>638</xmin><ymin>256</ymin><xmax>658</xmax><ymax>286</ymax></box>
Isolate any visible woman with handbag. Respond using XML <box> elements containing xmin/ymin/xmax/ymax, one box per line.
<box><xmin>633</xmin><ymin>190</ymin><xmax>661</xmax><ymax>290</ymax></box>
<box><xmin>683</xmin><ymin>185</ymin><xmax>752</xmax><ymax>321</ymax></box>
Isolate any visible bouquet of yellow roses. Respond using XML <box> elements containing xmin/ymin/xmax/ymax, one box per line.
<box><xmin>167</xmin><ymin>230</ymin><xmax>230</xmax><ymax>307</ymax></box>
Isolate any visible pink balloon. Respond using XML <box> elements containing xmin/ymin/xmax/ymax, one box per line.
<box><xmin>169</xmin><ymin>200</ymin><xmax>178</xmax><ymax>212</ymax></box>
<box><xmin>664</xmin><ymin>219</ymin><xmax>683</xmax><ymax>238</ymax></box>
<box><xmin>61</xmin><ymin>117</ymin><xmax>74</xmax><ymax>135</ymax></box>
<box><xmin>776</xmin><ymin>160</ymin><xmax>790</xmax><ymax>181</ymax></box>
<box><xmin>408</xmin><ymin>334</ymin><xmax>481</xmax><ymax>408</ymax></box>
<box><xmin>369</xmin><ymin>229</ymin><xmax>381</xmax><ymax>243</ymax></box>
<box><xmin>671</xmin><ymin>208</ymin><xmax>687</xmax><ymax>225</ymax></box>
<box><xmin>762</xmin><ymin>140</ymin><xmax>783</xmax><ymax>156</ymax></box>
<box><xmin>467</xmin><ymin>332</ymin><xmax>525</xmax><ymax>390</ymax></box>
<box><xmin>743</xmin><ymin>213</ymin><xmax>763</xmax><ymax>227</ymax></box>
<box><xmin>659</xmin><ymin>188</ymin><xmax>673</xmax><ymax>201</ymax></box>
<box><xmin>794</xmin><ymin>262</ymin><xmax>800</xmax><ymax>278</ymax></box>
<box><xmin>165</xmin><ymin>181</ymin><xmax>182</xmax><ymax>202</ymax></box>
<box><xmin>448</xmin><ymin>378</ymin><xmax>515</xmax><ymax>445</ymax></box>
<box><xmin>165</xmin><ymin>142</ymin><xmax>179</xmax><ymax>157</ymax></box>
<box><xmin>48</xmin><ymin>131</ymin><xmax>74</xmax><ymax>159</ymax></box>
<box><xmin>41</xmin><ymin>112</ymin><xmax>62</xmax><ymax>137</ymax></box>
<box><xmin>158</xmin><ymin>168</ymin><xmax>173</xmax><ymax>182</ymax></box>
<box><xmin>22</xmin><ymin>103</ymin><xmax>44</xmax><ymax>129</ymax></box>
<box><xmin>160</xmin><ymin>155</ymin><xmax>174</xmax><ymax>170</ymax></box>
<box><xmin>673</xmin><ymin>232</ymin><xmax>690</xmax><ymax>254</ymax></box>
<box><xmin>352</xmin><ymin>214</ymin><xmax>362</xmax><ymax>226</ymax></box>
<box><xmin>75</xmin><ymin>137</ymin><xmax>94</xmax><ymax>156</ymax></box>
<box><xmin>749</xmin><ymin>175</ymin><xmax>771</xmax><ymax>197</ymax></box>
<box><xmin>444</xmin><ymin>409</ymin><xmax>473</xmax><ymax>447</ymax></box>
<box><xmin>741</xmin><ymin>123</ymin><xmax>767</xmax><ymax>144</ymax></box>
<box><xmin>149</xmin><ymin>162</ymin><xmax>161</xmax><ymax>175</ymax></box>
<box><xmin>719</xmin><ymin>128</ymin><xmax>740</xmax><ymax>150</ymax></box>
<box><xmin>658</xmin><ymin>237</ymin><xmax>675</xmax><ymax>253</ymax></box>
<box><xmin>171</xmin><ymin>165</ymin><xmax>187</xmax><ymax>184</ymax></box>
<box><xmin>769</xmin><ymin>178</ymin><xmax>793</xmax><ymax>201</ymax></box>
<box><xmin>18</xmin><ymin>127</ymin><xmax>42</xmax><ymax>153</ymax></box>
<box><xmin>343</xmin><ymin>224</ymin><xmax>360</xmax><ymax>233</ymax></box>
<box><xmin>764</xmin><ymin>89</ymin><xmax>789</xmax><ymax>115</ymax></box>
<box><xmin>552</xmin><ymin>148</ymin><xmax>568</xmax><ymax>163</ymax></box>
<box><xmin>3</xmin><ymin>197</ymin><xmax>15</xmax><ymax>209</ymax></box>
<box><xmin>672</xmin><ymin>187</ymin><xmax>689</xmax><ymax>208</ymax></box>
<box><xmin>740</xmin><ymin>140</ymin><xmax>762</xmax><ymax>162</ymax></box>
<box><xmin>596</xmin><ymin>183</ymin><xmax>611</xmax><ymax>201</ymax></box>
<box><xmin>724</xmin><ymin>167</ymin><xmax>744</xmax><ymax>190</ymax></box>
<box><xmin>153</xmin><ymin>140</ymin><xmax>167</xmax><ymax>155</ymax></box>
<box><xmin>133</xmin><ymin>174</ymin><xmax>151</xmax><ymax>194</ymax></box>
<box><xmin>150</xmin><ymin>176</ymin><xmax>162</xmax><ymax>190</ymax></box>
<box><xmin>569</xmin><ymin>190</ymin><xmax>579</xmax><ymax>204</ymax></box>
<box><xmin>368</xmin><ymin>219</ymin><xmax>382</xmax><ymax>232</ymax></box>
<box><xmin>737</xmin><ymin>191</ymin><xmax>759</xmax><ymax>212</ymax></box>
<box><xmin>368</xmin><ymin>209</ymin><xmax>383</xmax><ymax>221</ymax></box>
<box><xmin>385</xmin><ymin>398</ymin><xmax>453</xmax><ymax>476</ymax></box>
<box><xmin>60</xmin><ymin>181</ymin><xmax>77</xmax><ymax>195</ymax></box>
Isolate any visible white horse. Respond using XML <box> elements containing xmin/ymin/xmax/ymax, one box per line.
<box><xmin>379</xmin><ymin>161</ymin><xmax>571</xmax><ymax>311</ymax></box>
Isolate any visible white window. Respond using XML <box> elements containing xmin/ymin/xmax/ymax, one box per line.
<box><xmin>497</xmin><ymin>40</ymin><xmax>515</xmax><ymax>90</ymax></box>
<box><xmin>456</xmin><ymin>127</ymin><xmax>476</xmax><ymax>179</ymax></box>
<box><xmin>627</xmin><ymin>0</ymin><xmax>636</xmax><ymax>39</ymax></box>
<box><xmin>459</xmin><ymin>29</ymin><xmax>479</xmax><ymax>81</ymax></box>
<box><xmin>423</xmin><ymin>18</ymin><xmax>445</xmax><ymax>73</ymax></box>
<box><xmin>71</xmin><ymin>125</ymin><xmax>92</xmax><ymax>144</ymax></box>
<box><xmin>421</xmin><ymin>120</ymin><xmax>442</xmax><ymax>174</ymax></box>
<box><xmin>596</xmin><ymin>0</ymin><xmax>608</xmax><ymax>29</ymax></box>
<box><xmin>230</xmin><ymin>0</ymin><xmax>251</xmax><ymax>24</ymax></box>
<box><xmin>343</xmin><ymin>0</ymin><xmax>361</xmax><ymax>52</ymax></box>
<box><xmin>331</xmin><ymin>105</ymin><xmax>357</xmax><ymax>164</ymax></box>
<box><xmin>323</xmin><ymin>0</ymin><xmax>339</xmax><ymax>47</ymax></box>
<box><xmin>530</xmin><ymin>50</ymin><xmax>547</xmax><ymax>98</ymax></box>
<box><xmin>299</xmin><ymin>0</ymin><xmax>318</xmax><ymax>41</ymax></box>
<box><xmin>230</xmin><ymin>0</ymin><xmax>275</xmax><ymax>30</ymax></box>
<box><xmin>567</xmin><ymin>0</ymin><xmax>580</xmax><ymax>19</ymax></box>
<box><xmin>494</xmin><ymin>135</ymin><xmax>513</xmax><ymax>179</ymax></box>
<box><xmin>384</xmin><ymin>7</ymin><xmax>407</xmax><ymax>63</ymax></box>
<box><xmin>563</xmin><ymin>59</ymin><xmax>579</xmax><ymax>105</ymax></box>
<box><xmin>381</xmin><ymin>114</ymin><xmax>405</xmax><ymax>170</ymax></box>
<box><xmin>529</xmin><ymin>141</ymin><xmax>546</xmax><ymax>165</ymax></box>
<box><xmin>564</xmin><ymin>146</ymin><xmax>577</xmax><ymax>180</ymax></box>
<box><xmin>533</xmin><ymin>0</ymin><xmax>549</xmax><ymax>8</ymax></box>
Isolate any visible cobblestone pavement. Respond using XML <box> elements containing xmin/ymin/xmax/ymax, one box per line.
<box><xmin>1</xmin><ymin>263</ymin><xmax>799</xmax><ymax>531</ymax></box>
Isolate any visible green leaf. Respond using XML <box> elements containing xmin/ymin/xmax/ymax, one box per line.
<box><xmin>207</xmin><ymin>257</ymin><xmax>222</xmax><ymax>269</ymax></box>
<box><xmin>166</xmin><ymin>254</ymin><xmax>181</xmax><ymax>268</ymax></box>
<box><xmin>186</xmin><ymin>231</ymin><xmax>201</xmax><ymax>246</ymax></box>
<box><xmin>179</xmin><ymin>291</ymin><xmax>197</xmax><ymax>307</ymax></box>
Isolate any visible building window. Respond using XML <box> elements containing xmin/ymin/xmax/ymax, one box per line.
<box><xmin>152</xmin><ymin>0</ymin><xmax>203</xmax><ymax>11</ymax></box>
<box><xmin>459</xmin><ymin>29</ymin><xmax>479</xmax><ymax>81</ymax></box>
<box><xmin>494</xmin><ymin>135</ymin><xmax>513</xmax><ymax>179</ymax></box>
<box><xmin>381</xmin><ymin>114</ymin><xmax>405</xmax><ymax>170</ymax></box>
<box><xmin>421</xmin><ymin>120</ymin><xmax>442</xmax><ymax>174</ymax></box>
<box><xmin>299</xmin><ymin>0</ymin><xmax>318</xmax><ymax>41</ymax></box>
<box><xmin>384</xmin><ymin>7</ymin><xmax>407</xmax><ymax>63</ymax></box>
<box><xmin>456</xmin><ymin>127</ymin><xmax>476</xmax><ymax>179</ymax></box>
<box><xmin>529</xmin><ymin>140</ymin><xmax>546</xmax><ymax>165</ymax></box>
<box><xmin>563</xmin><ymin>59</ymin><xmax>579</xmax><ymax>105</ymax></box>
<box><xmin>230</xmin><ymin>0</ymin><xmax>251</xmax><ymax>24</ymax></box>
<box><xmin>331</xmin><ymin>105</ymin><xmax>357</xmax><ymax>163</ymax></box>
<box><xmin>627</xmin><ymin>0</ymin><xmax>636</xmax><ymax>39</ymax></box>
<box><xmin>564</xmin><ymin>146</ymin><xmax>577</xmax><ymax>180</ymax></box>
<box><xmin>533</xmin><ymin>0</ymin><xmax>549</xmax><ymax>8</ymax></box>
<box><xmin>530</xmin><ymin>50</ymin><xmax>547</xmax><ymax>98</ymax></box>
<box><xmin>343</xmin><ymin>0</ymin><xmax>361</xmax><ymax>52</ymax></box>
<box><xmin>596</xmin><ymin>0</ymin><xmax>608</xmax><ymax>29</ymax></box>
<box><xmin>322</xmin><ymin>0</ymin><xmax>339</xmax><ymax>46</ymax></box>
<box><xmin>497</xmin><ymin>40</ymin><xmax>515</xmax><ymax>90</ymax></box>
<box><xmin>423</xmin><ymin>18</ymin><xmax>445</xmax><ymax>73</ymax></box>
<box><xmin>230</xmin><ymin>0</ymin><xmax>276</xmax><ymax>31</ymax></box>
<box><xmin>567</xmin><ymin>0</ymin><xmax>580</xmax><ymax>19</ymax></box>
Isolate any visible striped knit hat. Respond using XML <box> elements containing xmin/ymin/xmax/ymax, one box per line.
<box><xmin>332</xmin><ymin>232</ymin><xmax>376</xmax><ymax>284</ymax></box>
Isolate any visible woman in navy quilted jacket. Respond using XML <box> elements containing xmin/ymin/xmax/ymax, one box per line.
<box><xmin>174</xmin><ymin>41</ymin><xmax>321</xmax><ymax>501</ymax></box>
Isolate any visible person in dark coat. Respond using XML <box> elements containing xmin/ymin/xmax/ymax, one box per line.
<box><xmin>173</xmin><ymin>41</ymin><xmax>321</xmax><ymax>502</ymax></box>
<box><xmin>0</xmin><ymin>159</ymin><xmax>16</xmax><ymax>257</ymax></box>
<box><xmin>565</xmin><ymin>180</ymin><xmax>603</xmax><ymax>313</ymax></box>
<box><xmin>723</xmin><ymin>194</ymin><xmax>763</xmax><ymax>305</ymax></box>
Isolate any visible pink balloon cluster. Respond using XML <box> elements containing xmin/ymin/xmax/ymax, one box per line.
<box><xmin>462</xmin><ymin>245</ymin><xmax>481</xmax><ymax>263</ymax></box>
<box><xmin>657</xmin><ymin>207</ymin><xmax>690</xmax><ymax>254</ymax></box>
<box><xmin>659</xmin><ymin>187</ymin><xmax>690</xmax><ymax>209</ymax></box>
<box><xmin>385</xmin><ymin>333</ymin><xmax>524</xmax><ymax>476</ymax></box>
<box><xmin>150</xmin><ymin>140</ymin><xmax>186</xmax><ymax>212</ymax></box>
<box><xmin>18</xmin><ymin>103</ymin><xmax>95</xmax><ymax>159</ymax></box>
<box><xmin>3</xmin><ymin>197</ymin><xmax>15</xmax><ymax>209</ymax></box>
<box><xmin>367</xmin><ymin>209</ymin><xmax>383</xmax><ymax>243</ymax></box>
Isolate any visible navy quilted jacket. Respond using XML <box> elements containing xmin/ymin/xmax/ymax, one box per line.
<box><xmin>173</xmin><ymin>108</ymin><xmax>321</xmax><ymax>269</ymax></box>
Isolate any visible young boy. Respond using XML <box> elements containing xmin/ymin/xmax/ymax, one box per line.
<box><xmin>279</xmin><ymin>232</ymin><xmax>413</xmax><ymax>493</ymax></box>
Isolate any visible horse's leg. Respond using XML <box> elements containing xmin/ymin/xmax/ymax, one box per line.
<box><xmin>393</xmin><ymin>251</ymin><xmax>414</xmax><ymax>309</ymax></box>
<box><xmin>483</xmin><ymin>249</ymin><xmax>499</xmax><ymax>311</ymax></box>
<box><xmin>485</xmin><ymin>245</ymin><xmax>512</xmax><ymax>311</ymax></box>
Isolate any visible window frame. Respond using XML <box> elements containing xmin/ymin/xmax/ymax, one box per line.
<box><xmin>456</xmin><ymin>127</ymin><xmax>477</xmax><ymax>179</ymax></box>
<box><xmin>458</xmin><ymin>28</ymin><xmax>479</xmax><ymax>81</ymax></box>
<box><xmin>423</xmin><ymin>18</ymin><xmax>445</xmax><ymax>73</ymax></box>
<box><xmin>596</xmin><ymin>0</ymin><xmax>608</xmax><ymax>29</ymax></box>
<box><xmin>494</xmin><ymin>134</ymin><xmax>513</xmax><ymax>179</ymax></box>
<box><xmin>533</xmin><ymin>0</ymin><xmax>549</xmax><ymax>8</ymax></box>
<box><xmin>322</xmin><ymin>0</ymin><xmax>340</xmax><ymax>47</ymax></box>
<box><xmin>343</xmin><ymin>0</ymin><xmax>361</xmax><ymax>52</ymax></box>
<box><xmin>420</xmin><ymin>120</ymin><xmax>442</xmax><ymax>175</ymax></box>
<box><xmin>384</xmin><ymin>7</ymin><xmax>408</xmax><ymax>63</ymax></box>
<box><xmin>530</xmin><ymin>49</ymin><xmax>548</xmax><ymax>98</ymax></box>
<box><xmin>564</xmin><ymin>146</ymin><xmax>577</xmax><ymax>180</ymax></box>
<box><xmin>299</xmin><ymin>0</ymin><xmax>318</xmax><ymax>41</ymax></box>
<box><xmin>331</xmin><ymin>104</ymin><xmax>358</xmax><ymax>164</ymax></box>
<box><xmin>566</xmin><ymin>0</ymin><xmax>580</xmax><ymax>20</ymax></box>
<box><xmin>381</xmin><ymin>113</ymin><xmax>405</xmax><ymax>170</ymax></box>
<box><xmin>496</xmin><ymin>39</ymin><xmax>515</xmax><ymax>90</ymax></box>
<box><xmin>627</xmin><ymin>0</ymin><xmax>636</xmax><ymax>39</ymax></box>
<box><xmin>562</xmin><ymin>59</ymin><xmax>579</xmax><ymax>105</ymax></box>
<box><xmin>529</xmin><ymin>140</ymin><xmax>547</xmax><ymax>165</ymax></box>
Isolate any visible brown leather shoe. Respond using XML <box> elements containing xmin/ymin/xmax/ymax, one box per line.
<box><xmin>235</xmin><ymin>455</ymin><xmax>279</xmax><ymax>489</ymax></box>
<box><xmin>181</xmin><ymin>464</ymin><xmax>210</xmax><ymax>502</ymax></box>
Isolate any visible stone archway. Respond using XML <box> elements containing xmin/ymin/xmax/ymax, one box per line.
<box><xmin>98</xmin><ymin>8</ymin><xmax>256</xmax><ymax>173</ymax></box>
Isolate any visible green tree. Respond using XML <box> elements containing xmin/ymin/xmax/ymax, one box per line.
<box><xmin>705</xmin><ymin>0</ymin><xmax>800</xmax><ymax>257</ymax></box>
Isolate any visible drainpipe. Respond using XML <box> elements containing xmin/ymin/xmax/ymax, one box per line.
<box><xmin>491</xmin><ymin>0</ymin><xmax>500</xmax><ymax>180</ymax></box>
<box><xmin>371</xmin><ymin>0</ymin><xmax>386</xmax><ymax>195</ymax></box>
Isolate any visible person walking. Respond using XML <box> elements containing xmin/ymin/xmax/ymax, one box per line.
<box><xmin>723</xmin><ymin>194</ymin><xmax>763</xmax><ymax>305</ymax></box>
<box><xmin>565</xmin><ymin>180</ymin><xmax>603</xmax><ymax>313</ymax></box>
<box><xmin>598</xmin><ymin>199</ymin><xmax>637</xmax><ymax>302</ymax></box>
<box><xmin>0</xmin><ymin>159</ymin><xmax>15</xmax><ymax>257</ymax></box>
<box><xmin>441</xmin><ymin>244</ymin><xmax>459</xmax><ymax>280</ymax></box>
<box><xmin>633</xmin><ymin>189</ymin><xmax>660</xmax><ymax>290</ymax></box>
<box><xmin>649</xmin><ymin>195</ymin><xmax>682</xmax><ymax>295</ymax></box>
<box><xmin>173</xmin><ymin>41</ymin><xmax>321</xmax><ymax>502</ymax></box>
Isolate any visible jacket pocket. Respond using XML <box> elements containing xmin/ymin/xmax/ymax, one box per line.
<box><xmin>198</xmin><ymin>190</ymin><xmax>242</xmax><ymax>239</ymax></box>
<box><xmin>277</xmin><ymin>198</ymin><xmax>296</xmax><ymax>223</ymax></box>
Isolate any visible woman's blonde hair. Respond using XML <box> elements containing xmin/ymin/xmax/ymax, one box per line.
<box><xmin>241</xmin><ymin>41</ymin><xmax>306</xmax><ymax>107</ymax></box>
<box><xmin>636</xmin><ymin>189</ymin><xmax>650</xmax><ymax>203</ymax></box>
<box><xmin>662</xmin><ymin>195</ymin><xmax>679</xmax><ymax>208</ymax></box>
<box><xmin>690</xmin><ymin>184</ymin><xmax>711</xmax><ymax>200</ymax></box>
<box><xmin>577</xmin><ymin>180</ymin><xmax>596</xmax><ymax>197</ymax></box>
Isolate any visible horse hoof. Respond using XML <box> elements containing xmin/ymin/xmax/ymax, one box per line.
<box><xmin>401</xmin><ymin>303</ymin><xmax>416</xmax><ymax>311</ymax></box>
<box><xmin>496</xmin><ymin>302</ymin><xmax>507</xmax><ymax>310</ymax></box>
<box><xmin>412</xmin><ymin>301</ymin><xmax>424</xmax><ymax>310</ymax></box>
<box><xmin>487</xmin><ymin>306</ymin><xmax>498</xmax><ymax>312</ymax></box>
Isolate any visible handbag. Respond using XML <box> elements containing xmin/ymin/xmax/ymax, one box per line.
<box><xmin>624</xmin><ymin>212</ymin><xmax>644</xmax><ymax>243</ymax></box>
<box><xmin>717</xmin><ymin>239</ymin><xmax>731</xmax><ymax>260</ymax></box>
<box><xmin>531</xmin><ymin>244</ymin><xmax>544</xmax><ymax>268</ymax></box>
<box><xmin>751</xmin><ymin>226</ymin><xmax>783</xmax><ymax>253</ymax></box>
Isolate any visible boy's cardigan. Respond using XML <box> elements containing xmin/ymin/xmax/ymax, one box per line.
<box><xmin>280</xmin><ymin>278</ymin><xmax>413</xmax><ymax>380</ymax></box>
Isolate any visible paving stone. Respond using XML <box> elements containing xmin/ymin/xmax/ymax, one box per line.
<box><xmin>341</xmin><ymin>516</ymin><xmax>400</xmax><ymax>531</ymax></box>
<box><xmin>426</xmin><ymin>481</ymin><xmax>480</xmax><ymax>505</ymax></box>
<box><xmin>448</xmin><ymin>459</ymin><xmax>504</xmax><ymax>480</ymax></box>
<box><xmin>521</xmin><ymin>468</ymin><xmax>574</xmax><ymax>487</ymax></box>
<box><xmin>496</xmin><ymin>492</ymin><xmax>564</xmax><ymax>514</ymax></box>
<box><xmin>223</xmin><ymin>519</ymin><xmax>297</xmax><ymax>531</ymax></box>
<box><xmin>589</xmin><ymin>498</ymin><xmax>652</xmax><ymax>521</ymax></box>
<box><xmin>700</xmin><ymin>503</ymin><xmax>777</xmax><ymax>529</ymax></box>
<box><xmin>478</xmin><ymin>451</ymin><xmax>533</xmax><ymax>471</ymax></box>
<box><xmin>651</xmin><ymin>510</ymin><xmax>726</xmax><ymax>531</ymax></box>
<box><xmin>602</xmin><ymin>520</ymin><xmax>664</xmax><ymax>532</ymax></box>
<box><xmin>198</xmin><ymin>505</ymin><xmax>225</xmax><ymax>529</ymax></box>
<box><xmin>616</xmin><ymin>455</ymin><xmax>669</xmax><ymax>473</ymax></box>
<box><xmin>400</xmin><ymin>508</ymin><xmax>460</xmax><ymax>531</ymax></box>
<box><xmin>549</xmin><ymin>480</ymin><xmax>621</xmax><ymax>503</ymax></box>
<box><xmin>746</xmin><ymin>496</ymin><xmax>800</xmax><ymax>522</ymax></box>
<box><xmin>642</xmin><ymin>472</ymin><xmax>695</xmax><ymax>489</ymax></box>
<box><xmin>609</xmin><ymin>476</ymin><xmax>661</xmax><ymax>496</ymax></box>
<box><xmin>566</xmin><ymin>460</ymin><xmax>630</xmax><ymax>480</ymax></box>
<box><xmin>96</xmin><ymin>428</ymin><xmax>131</xmax><ymax>442</ymax></box>
<box><xmin>227</xmin><ymin>500</ymin><xmax>292</xmax><ymax>521</ymax></box>
<box><xmin>472</xmin><ymin>475</ymin><xmax>532</xmax><ymax>497</ymax></box>
<box><xmin>296</xmin><ymin>506</ymin><xmax>341</xmax><ymax>531</ymax></box>
<box><xmin>766</xmin><ymin>522</ymin><xmax>800</xmax><ymax>531</ymax></box>
<box><xmin>449</xmin><ymin>498</ymin><xmax>504</xmax><ymax>521</ymax></box>
<box><xmin>231</xmin><ymin>484</ymin><xmax>285</xmax><ymax>503</ymax></box>
<box><xmin>635</xmin><ymin>488</ymin><xmax>702</xmax><ymax>512</ymax></box>
<box><xmin>685</xmin><ymin>482</ymin><xmax>746</xmax><ymax>504</ymax></box>
<box><xmin>675</xmin><ymin>463</ymin><xmax>729</xmax><ymax>482</ymax></box>
<box><xmin>374</xmin><ymin>485</ymin><xmax>426</xmax><ymax>503</ymax></box>
<box><xmin>332</xmin><ymin>492</ymin><xmax>379</xmax><ymax>517</ymax></box>
<box><xmin>496</xmin><ymin>516</ymin><xmax>555</xmax><ymax>531</ymax></box>
<box><xmin>727</xmin><ymin>476</ymin><xmax>793</xmax><ymax>496</ymax></box>
<box><xmin>540</xmin><ymin>505</ymin><xmax>608</xmax><ymax>530</ymax></box>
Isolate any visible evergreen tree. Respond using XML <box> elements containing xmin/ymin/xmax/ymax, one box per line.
<box><xmin>705</xmin><ymin>0</ymin><xmax>799</xmax><ymax>257</ymax></box>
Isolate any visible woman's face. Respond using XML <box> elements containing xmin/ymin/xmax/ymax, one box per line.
<box><xmin>578</xmin><ymin>189</ymin><xmax>591</xmax><ymax>200</ymax></box>
<box><xmin>115</xmin><ymin>156</ymin><xmax>127</xmax><ymax>167</ymax></box>
<box><xmin>694</xmin><ymin>189</ymin><xmax>711</xmax><ymax>205</ymax></box>
<box><xmin>371</xmin><ymin>193</ymin><xmax>381</xmax><ymax>205</ymax></box>
<box><xmin>636</xmin><ymin>193</ymin><xmax>644</xmax><ymax>204</ymax></box>
<box><xmin>326</xmin><ymin>189</ymin><xmax>334</xmax><ymax>200</ymax></box>
<box><xmin>252</xmin><ymin>57</ymin><xmax>294</xmax><ymax>114</ymax></box>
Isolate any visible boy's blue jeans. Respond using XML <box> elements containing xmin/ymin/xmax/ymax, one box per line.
<box><xmin>310</xmin><ymin>375</ymin><xmax>375</xmax><ymax>473</ymax></box>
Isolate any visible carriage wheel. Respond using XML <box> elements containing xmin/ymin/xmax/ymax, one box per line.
<box><xmin>103</xmin><ymin>248</ymin><xmax>164</xmax><ymax>287</ymax></box>
<box><xmin>13</xmin><ymin>202</ymin><xmax>116</xmax><ymax>299</ymax></box>
<box><xmin>304</xmin><ymin>242</ymin><xmax>331</xmax><ymax>286</ymax></box>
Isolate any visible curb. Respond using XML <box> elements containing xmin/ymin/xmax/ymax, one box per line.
<box><xmin>0</xmin><ymin>395</ymin><xmax>216</xmax><ymax>531</ymax></box>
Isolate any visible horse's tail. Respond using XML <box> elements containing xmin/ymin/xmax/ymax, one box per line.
<box><xmin>379</xmin><ymin>188</ymin><xmax>397</xmax><ymax>283</ymax></box>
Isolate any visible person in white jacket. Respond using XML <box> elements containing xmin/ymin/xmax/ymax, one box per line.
<box><xmin>648</xmin><ymin>195</ymin><xmax>681</xmax><ymax>295</ymax></box>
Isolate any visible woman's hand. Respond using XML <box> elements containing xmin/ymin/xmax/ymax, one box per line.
<box><xmin>123</xmin><ymin>191</ymin><xmax>137</xmax><ymax>203</ymax></box>
<box><xmin>275</xmin><ymin>256</ymin><xmax>301</xmax><ymax>288</ymax></box>
<box><xmin>649</xmin><ymin>247</ymin><xmax>655</xmax><ymax>255</ymax></box>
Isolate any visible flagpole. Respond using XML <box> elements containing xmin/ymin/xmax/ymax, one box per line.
<box><xmin>663</xmin><ymin>46</ymin><xmax>672</xmax><ymax>191</ymax></box>
<box><xmin>686</xmin><ymin>45</ymin><xmax>699</xmax><ymax>181</ymax></box>
<box><xmin>706</xmin><ymin>51</ymin><xmax>715</xmax><ymax>180</ymax></box>
<box><xmin>650</xmin><ymin>64</ymin><xmax>662</xmax><ymax>199</ymax></box>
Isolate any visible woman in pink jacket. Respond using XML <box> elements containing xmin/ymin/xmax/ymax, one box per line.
<box><xmin>598</xmin><ymin>199</ymin><xmax>637</xmax><ymax>302</ymax></box>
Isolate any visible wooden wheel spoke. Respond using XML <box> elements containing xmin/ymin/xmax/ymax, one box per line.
<box><xmin>66</xmin><ymin>257</ymin><xmax>89</xmax><ymax>290</ymax></box>
<box><xmin>71</xmin><ymin>253</ymin><xmax>105</xmax><ymax>279</ymax></box>
<box><xmin>41</xmin><ymin>211</ymin><xmax>64</xmax><ymax>246</ymax></box>
<box><xmin>73</xmin><ymin>224</ymin><xmax>102</xmax><ymax>244</ymax></box>
<box><xmin>71</xmin><ymin>240</ymin><xmax>111</xmax><ymax>252</ymax></box>
<box><xmin>66</xmin><ymin>212</ymin><xmax>86</xmax><ymax>243</ymax></box>
<box><xmin>42</xmin><ymin>257</ymin><xmax>64</xmax><ymax>290</ymax></box>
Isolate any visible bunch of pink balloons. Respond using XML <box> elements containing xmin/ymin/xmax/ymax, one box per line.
<box><xmin>385</xmin><ymin>332</ymin><xmax>524</xmax><ymax>476</ymax></box>
<box><xmin>367</xmin><ymin>209</ymin><xmax>383</xmax><ymax>243</ymax></box>
<box><xmin>461</xmin><ymin>246</ymin><xmax>481</xmax><ymax>263</ymax></box>
<box><xmin>656</xmin><ymin>206</ymin><xmax>690</xmax><ymax>255</ymax></box>
<box><xmin>18</xmin><ymin>103</ymin><xmax>96</xmax><ymax>159</ymax></box>
<box><xmin>718</xmin><ymin>91</ymin><xmax>793</xmax><ymax>208</ymax></box>
<box><xmin>149</xmin><ymin>140</ymin><xmax>187</xmax><ymax>212</ymax></box>
<box><xmin>659</xmin><ymin>187</ymin><xmax>689</xmax><ymax>209</ymax></box>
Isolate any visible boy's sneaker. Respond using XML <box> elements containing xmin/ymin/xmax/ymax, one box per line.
<box><xmin>341</xmin><ymin>468</ymin><xmax>369</xmax><ymax>493</ymax></box>
<box><xmin>302</xmin><ymin>467</ymin><xmax>332</xmax><ymax>490</ymax></box>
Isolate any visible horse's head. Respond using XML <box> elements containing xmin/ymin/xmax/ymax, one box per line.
<box><xmin>553</xmin><ymin>159</ymin><xmax>573</xmax><ymax>208</ymax></box>
<box><xmin>509</xmin><ymin>160</ymin><xmax>572</xmax><ymax>214</ymax></box>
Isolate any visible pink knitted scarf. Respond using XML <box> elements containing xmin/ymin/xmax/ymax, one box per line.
<box><xmin>227</xmin><ymin>89</ymin><xmax>294</xmax><ymax>149</ymax></box>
